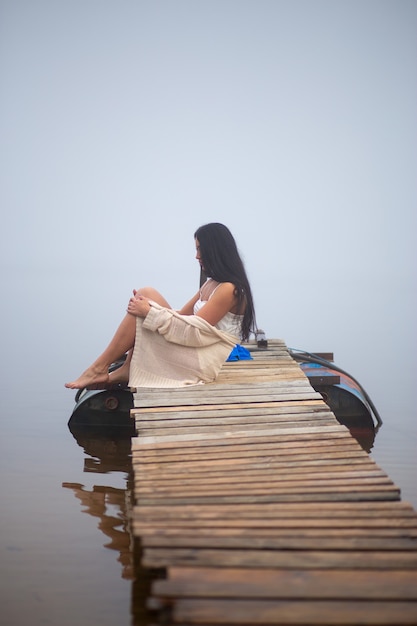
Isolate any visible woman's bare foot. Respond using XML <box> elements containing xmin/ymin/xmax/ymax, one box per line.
<box><xmin>65</xmin><ymin>367</ymin><xmax>110</xmax><ymax>389</ymax></box>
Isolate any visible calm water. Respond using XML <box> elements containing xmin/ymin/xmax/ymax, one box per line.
<box><xmin>1</xmin><ymin>270</ymin><xmax>416</xmax><ymax>626</ymax></box>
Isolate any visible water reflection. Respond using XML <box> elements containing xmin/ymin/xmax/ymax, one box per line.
<box><xmin>332</xmin><ymin>414</ymin><xmax>377</xmax><ymax>453</ymax></box>
<box><xmin>67</xmin><ymin>423</ymin><xmax>133</xmax><ymax>473</ymax></box>
<box><xmin>62</xmin><ymin>481</ymin><xmax>134</xmax><ymax>580</ymax></box>
<box><xmin>64</xmin><ymin>424</ymin><xmax>134</xmax><ymax>580</ymax></box>
<box><xmin>64</xmin><ymin>421</ymin><xmax>159</xmax><ymax>625</ymax></box>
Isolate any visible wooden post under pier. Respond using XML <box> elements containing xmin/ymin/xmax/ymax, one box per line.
<box><xmin>130</xmin><ymin>339</ymin><xmax>417</xmax><ymax>625</ymax></box>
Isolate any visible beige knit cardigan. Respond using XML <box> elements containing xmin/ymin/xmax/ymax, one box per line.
<box><xmin>128</xmin><ymin>301</ymin><xmax>238</xmax><ymax>388</ymax></box>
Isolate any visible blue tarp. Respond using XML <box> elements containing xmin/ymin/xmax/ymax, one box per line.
<box><xmin>226</xmin><ymin>344</ymin><xmax>253</xmax><ymax>362</ymax></box>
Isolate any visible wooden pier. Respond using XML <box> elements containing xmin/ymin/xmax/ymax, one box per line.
<box><xmin>130</xmin><ymin>340</ymin><xmax>417</xmax><ymax>625</ymax></box>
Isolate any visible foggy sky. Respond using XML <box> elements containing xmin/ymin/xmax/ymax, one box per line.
<box><xmin>1</xmin><ymin>0</ymin><xmax>416</xmax><ymax>397</ymax></box>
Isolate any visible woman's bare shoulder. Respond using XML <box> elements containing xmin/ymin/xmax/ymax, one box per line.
<box><xmin>210</xmin><ymin>282</ymin><xmax>238</xmax><ymax>303</ymax></box>
<box><xmin>217</xmin><ymin>282</ymin><xmax>236</xmax><ymax>293</ymax></box>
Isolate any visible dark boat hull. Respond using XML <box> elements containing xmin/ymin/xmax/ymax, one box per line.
<box><xmin>68</xmin><ymin>349</ymin><xmax>381</xmax><ymax>452</ymax></box>
<box><xmin>68</xmin><ymin>387</ymin><xmax>134</xmax><ymax>432</ymax></box>
<box><xmin>290</xmin><ymin>349</ymin><xmax>381</xmax><ymax>452</ymax></box>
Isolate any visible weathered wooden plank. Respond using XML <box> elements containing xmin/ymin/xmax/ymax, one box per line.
<box><xmin>132</xmin><ymin>439</ymin><xmax>362</xmax><ymax>460</ymax></box>
<box><xmin>134</xmin><ymin>389</ymin><xmax>323</xmax><ymax>408</ymax></box>
<box><xmin>142</xmin><ymin>547</ymin><xmax>417</xmax><ymax>569</ymax></box>
<box><xmin>132</xmin><ymin>398</ymin><xmax>325</xmax><ymax>414</ymax></box>
<box><xmin>136</xmin><ymin>419</ymin><xmax>338</xmax><ymax>437</ymax></box>
<box><xmin>135</xmin><ymin>409</ymin><xmax>334</xmax><ymax>425</ymax></box>
<box><xmin>215</xmin><ymin>372</ymin><xmax>303</xmax><ymax>380</ymax></box>
<box><xmin>137</xmin><ymin>408</ymin><xmax>331</xmax><ymax>422</ymax></box>
<box><xmin>135</xmin><ymin>500</ymin><xmax>417</xmax><ymax>522</ymax></box>
<box><xmin>136</xmin><ymin>487</ymin><xmax>401</xmax><ymax>506</ymax></box>
<box><xmin>135</xmin><ymin>466</ymin><xmax>386</xmax><ymax>486</ymax></box>
<box><xmin>132</xmin><ymin>424</ymin><xmax>349</xmax><ymax>447</ymax></box>
<box><xmin>133</xmin><ymin>433</ymin><xmax>358</xmax><ymax>451</ymax></box>
<box><xmin>133</xmin><ymin>524</ymin><xmax>417</xmax><ymax>539</ymax></box>
<box><xmin>141</xmin><ymin>476</ymin><xmax>378</xmax><ymax>495</ymax></box>
<box><xmin>136</xmin><ymin>421</ymin><xmax>338</xmax><ymax>437</ymax></box>
<box><xmin>134</xmin><ymin>391</ymin><xmax>323</xmax><ymax>409</ymax></box>
<box><xmin>134</xmin><ymin>405</ymin><xmax>333</xmax><ymax>420</ymax></box>
<box><xmin>138</xmin><ymin>379</ymin><xmax>313</xmax><ymax>396</ymax></box>
<box><xmin>133</xmin><ymin>501</ymin><xmax>417</xmax><ymax>517</ymax></box>
<box><xmin>136</xmin><ymin>483</ymin><xmax>400</xmax><ymax>500</ymax></box>
<box><xmin>134</xmin><ymin>380</ymin><xmax>322</xmax><ymax>403</ymax></box>
<box><xmin>135</xmin><ymin>491</ymin><xmax>417</xmax><ymax>522</ymax></box>
<box><xmin>216</xmin><ymin>370</ymin><xmax>304</xmax><ymax>378</ymax></box>
<box><xmin>153</xmin><ymin>566</ymin><xmax>417</xmax><ymax>599</ymax></box>
<box><xmin>136</xmin><ymin>475</ymin><xmax>395</xmax><ymax>497</ymax></box>
<box><xmin>225</xmin><ymin>362</ymin><xmax>297</xmax><ymax>371</ymax></box>
<box><xmin>169</xmin><ymin>598</ymin><xmax>417</xmax><ymax>625</ymax></box>
<box><xmin>133</xmin><ymin>516</ymin><xmax>417</xmax><ymax>530</ymax></box>
<box><xmin>142</xmin><ymin>534</ymin><xmax>417</xmax><ymax>551</ymax></box>
<box><xmin>136</xmin><ymin>410</ymin><xmax>335</xmax><ymax>424</ymax></box>
<box><xmin>132</xmin><ymin>449</ymin><xmax>369</xmax><ymax>470</ymax></box>
<box><xmin>133</xmin><ymin>458</ymin><xmax>380</xmax><ymax>477</ymax></box>
<box><xmin>134</xmin><ymin>517</ymin><xmax>417</xmax><ymax>530</ymax></box>
<box><xmin>134</xmin><ymin>525</ymin><xmax>417</xmax><ymax>539</ymax></box>
<box><xmin>133</xmin><ymin>450</ymin><xmax>365</xmax><ymax>469</ymax></box>
<box><xmin>220</xmin><ymin>361</ymin><xmax>297</xmax><ymax>370</ymax></box>
<box><xmin>140</xmin><ymin>428</ymin><xmax>349</xmax><ymax>443</ymax></box>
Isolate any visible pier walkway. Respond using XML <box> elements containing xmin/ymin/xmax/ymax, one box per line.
<box><xmin>130</xmin><ymin>340</ymin><xmax>417</xmax><ymax>625</ymax></box>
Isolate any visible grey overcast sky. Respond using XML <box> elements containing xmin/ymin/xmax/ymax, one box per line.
<box><xmin>1</xmin><ymin>1</ymin><xmax>416</xmax><ymax>385</ymax></box>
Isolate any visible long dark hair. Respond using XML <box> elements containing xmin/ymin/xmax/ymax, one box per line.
<box><xmin>194</xmin><ymin>223</ymin><xmax>256</xmax><ymax>341</ymax></box>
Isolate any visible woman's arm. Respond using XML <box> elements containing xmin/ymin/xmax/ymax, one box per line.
<box><xmin>194</xmin><ymin>282</ymin><xmax>237</xmax><ymax>326</ymax></box>
<box><xmin>177</xmin><ymin>291</ymin><xmax>200</xmax><ymax>315</ymax></box>
<box><xmin>142</xmin><ymin>303</ymin><xmax>237</xmax><ymax>347</ymax></box>
<box><xmin>128</xmin><ymin>283</ymin><xmax>238</xmax><ymax>327</ymax></box>
<box><xmin>127</xmin><ymin>290</ymin><xmax>200</xmax><ymax>318</ymax></box>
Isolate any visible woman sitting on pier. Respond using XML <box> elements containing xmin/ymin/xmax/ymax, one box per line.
<box><xmin>65</xmin><ymin>222</ymin><xmax>256</xmax><ymax>390</ymax></box>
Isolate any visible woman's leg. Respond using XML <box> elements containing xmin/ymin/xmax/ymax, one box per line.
<box><xmin>107</xmin><ymin>349</ymin><xmax>133</xmax><ymax>385</ymax></box>
<box><xmin>135</xmin><ymin>286</ymin><xmax>171</xmax><ymax>308</ymax></box>
<box><xmin>65</xmin><ymin>312</ymin><xmax>137</xmax><ymax>389</ymax></box>
<box><xmin>65</xmin><ymin>287</ymin><xmax>172</xmax><ymax>389</ymax></box>
<box><xmin>106</xmin><ymin>287</ymin><xmax>172</xmax><ymax>385</ymax></box>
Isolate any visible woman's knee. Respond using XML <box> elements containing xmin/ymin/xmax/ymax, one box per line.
<box><xmin>136</xmin><ymin>287</ymin><xmax>171</xmax><ymax>308</ymax></box>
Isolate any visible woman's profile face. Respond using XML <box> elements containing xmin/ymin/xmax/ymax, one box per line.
<box><xmin>195</xmin><ymin>238</ymin><xmax>204</xmax><ymax>270</ymax></box>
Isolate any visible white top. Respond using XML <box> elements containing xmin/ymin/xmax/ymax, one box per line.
<box><xmin>193</xmin><ymin>281</ymin><xmax>243</xmax><ymax>338</ymax></box>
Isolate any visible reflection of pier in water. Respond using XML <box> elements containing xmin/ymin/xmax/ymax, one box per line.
<box><xmin>63</xmin><ymin>425</ymin><xmax>134</xmax><ymax>580</ymax></box>
<box><xmin>334</xmin><ymin>413</ymin><xmax>376</xmax><ymax>453</ymax></box>
<box><xmin>62</xmin><ymin>481</ymin><xmax>134</xmax><ymax>579</ymax></box>
<box><xmin>64</xmin><ymin>423</ymin><xmax>157</xmax><ymax>624</ymax></box>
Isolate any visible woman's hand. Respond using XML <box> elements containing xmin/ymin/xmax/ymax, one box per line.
<box><xmin>127</xmin><ymin>294</ymin><xmax>151</xmax><ymax>318</ymax></box>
